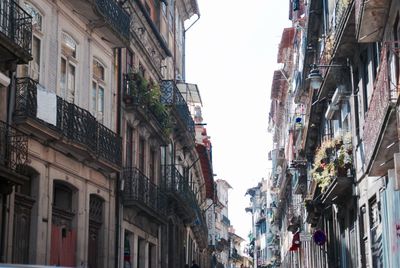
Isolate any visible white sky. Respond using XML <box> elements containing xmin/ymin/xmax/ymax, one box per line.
<box><xmin>185</xmin><ymin>1</ymin><xmax>291</xmax><ymax>241</ymax></box>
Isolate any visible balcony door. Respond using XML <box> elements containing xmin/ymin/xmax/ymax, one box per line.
<box><xmin>88</xmin><ymin>194</ymin><xmax>103</xmax><ymax>268</ymax></box>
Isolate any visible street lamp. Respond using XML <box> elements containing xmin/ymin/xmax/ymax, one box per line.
<box><xmin>307</xmin><ymin>61</ymin><xmax>350</xmax><ymax>90</ymax></box>
<box><xmin>307</xmin><ymin>67</ymin><xmax>323</xmax><ymax>89</ymax></box>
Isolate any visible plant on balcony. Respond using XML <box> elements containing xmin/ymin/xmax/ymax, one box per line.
<box><xmin>312</xmin><ymin>133</ymin><xmax>353</xmax><ymax>191</ymax></box>
<box><xmin>125</xmin><ymin>73</ymin><xmax>172</xmax><ymax>135</ymax></box>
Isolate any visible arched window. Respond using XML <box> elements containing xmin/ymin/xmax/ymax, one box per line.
<box><xmin>60</xmin><ymin>32</ymin><xmax>77</xmax><ymax>103</ymax></box>
<box><xmin>91</xmin><ymin>59</ymin><xmax>106</xmax><ymax>122</ymax></box>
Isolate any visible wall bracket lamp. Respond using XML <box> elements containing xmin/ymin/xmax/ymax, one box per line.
<box><xmin>307</xmin><ymin>61</ymin><xmax>349</xmax><ymax>89</ymax></box>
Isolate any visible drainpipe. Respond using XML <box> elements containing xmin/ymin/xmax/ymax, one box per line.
<box><xmin>115</xmin><ymin>47</ymin><xmax>123</xmax><ymax>268</ymax></box>
<box><xmin>347</xmin><ymin>58</ymin><xmax>363</xmax><ymax>268</ymax></box>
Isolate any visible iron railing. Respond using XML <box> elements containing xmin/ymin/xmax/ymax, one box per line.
<box><xmin>363</xmin><ymin>42</ymin><xmax>399</xmax><ymax>167</ymax></box>
<box><xmin>95</xmin><ymin>0</ymin><xmax>130</xmax><ymax>40</ymax></box>
<box><xmin>0</xmin><ymin>120</ymin><xmax>28</xmax><ymax>173</ymax></box>
<box><xmin>162</xmin><ymin>164</ymin><xmax>207</xmax><ymax>240</ymax></box>
<box><xmin>15</xmin><ymin>77</ymin><xmax>122</xmax><ymax>166</ymax></box>
<box><xmin>123</xmin><ymin>73</ymin><xmax>170</xmax><ymax>133</ymax></box>
<box><xmin>122</xmin><ymin>167</ymin><xmax>166</xmax><ymax>215</ymax></box>
<box><xmin>0</xmin><ymin>0</ymin><xmax>32</xmax><ymax>55</ymax></box>
<box><xmin>160</xmin><ymin>80</ymin><xmax>195</xmax><ymax>135</ymax></box>
<box><xmin>162</xmin><ymin>164</ymin><xmax>191</xmax><ymax>198</ymax></box>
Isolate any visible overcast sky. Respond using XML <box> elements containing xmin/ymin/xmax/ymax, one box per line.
<box><xmin>185</xmin><ymin>1</ymin><xmax>291</xmax><ymax>241</ymax></box>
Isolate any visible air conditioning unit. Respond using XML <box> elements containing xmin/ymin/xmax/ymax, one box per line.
<box><xmin>325</xmin><ymin>103</ymin><xmax>339</xmax><ymax>119</ymax></box>
<box><xmin>331</xmin><ymin>86</ymin><xmax>350</xmax><ymax>105</ymax></box>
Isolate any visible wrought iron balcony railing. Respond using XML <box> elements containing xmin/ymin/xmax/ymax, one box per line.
<box><xmin>162</xmin><ymin>164</ymin><xmax>204</xmax><ymax>222</ymax></box>
<box><xmin>0</xmin><ymin>120</ymin><xmax>28</xmax><ymax>174</ymax></box>
<box><xmin>0</xmin><ymin>0</ymin><xmax>32</xmax><ymax>62</ymax></box>
<box><xmin>363</xmin><ymin>42</ymin><xmax>399</xmax><ymax>167</ymax></box>
<box><xmin>160</xmin><ymin>80</ymin><xmax>195</xmax><ymax>136</ymax></box>
<box><xmin>95</xmin><ymin>0</ymin><xmax>130</xmax><ymax>41</ymax></box>
<box><xmin>162</xmin><ymin>164</ymin><xmax>191</xmax><ymax>199</ymax></box>
<box><xmin>123</xmin><ymin>73</ymin><xmax>170</xmax><ymax>133</ymax></box>
<box><xmin>15</xmin><ymin>77</ymin><xmax>122</xmax><ymax>166</ymax></box>
<box><xmin>122</xmin><ymin>167</ymin><xmax>166</xmax><ymax>215</ymax></box>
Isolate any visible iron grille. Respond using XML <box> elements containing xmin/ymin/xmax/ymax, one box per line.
<box><xmin>0</xmin><ymin>0</ymin><xmax>32</xmax><ymax>54</ymax></box>
<box><xmin>15</xmin><ymin>77</ymin><xmax>122</xmax><ymax>166</ymax></box>
<box><xmin>122</xmin><ymin>167</ymin><xmax>166</xmax><ymax>215</ymax></box>
<box><xmin>95</xmin><ymin>0</ymin><xmax>130</xmax><ymax>40</ymax></box>
<box><xmin>363</xmin><ymin>41</ymin><xmax>399</xmax><ymax>167</ymax></box>
<box><xmin>89</xmin><ymin>195</ymin><xmax>103</xmax><ymax>224</ymax></box>
<box><xmin>0</xmin><ymin>120</ymin><xmax>28</xmax><ymax>173</ymax></box>
<box><xmin>160</xmin><ymin>80</ymin><xmax>195</xmax><ymax>135</ymax></box>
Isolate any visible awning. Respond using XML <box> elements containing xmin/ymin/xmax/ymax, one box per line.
<box><xmin>277</xmin><ymin>27</ymin><xmax>295</xmax><ymax>63</ymax></box>
<box><xmin>270</xmin><ymin>70</ymin><xmax>288</xmax><ymax>100</ymax></box>
<box><xmin>195</xmin><ymin>144</ymin><xmax>214</xmax><ymax>199</ymax></box>
<box><xmin>177</xmin><ymin>82</ymin><xmax>202</xmax><ymax>106</ymax></box>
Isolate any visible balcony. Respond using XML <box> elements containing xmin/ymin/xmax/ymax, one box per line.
<box><xmin>67</xmin><ymin>0</ymin><xmax>130</xmax><ymax>46</ymax></box>
<box><xmin>192</xmin><ymin>200</ymin><xmax>208</xmax><ymax>249</ymax></box>
<box><xmin>123</xmin><ymin>73</ymin><xmax>170</xmax><ymax>138</ymax></box>
<box><xmin>162</xmin><ymin>164</ymin><xmax>196</xmax><ymax>222</ymax></box>
<box><xmin>355</xmin><ymin>0</ymin><xmax>391</xmax><ymax>42</ymax></box>
<box><xmin>14</xmin><ymin>77</ymin><xmax>122</xmax><ymax>170</ymax></box>
<box><xmin>321</xmin><ymin>0</ymin><xmax>353</xmax><ymax>65</ymax></box>
<box><xmin>292</xmin><ymin>168</ymin><xmax>307</xmax><ymax>195</ymax></box>
<box><xmin>0</xmin><ymin>0</ymin><xmax>32</xmax><ymax>64</ymax></box>
<box><xmin>161</xmin><ymin>80</ymin><xmax>195</xmax><ymax>138</ymax></box>
<box><xmin>363</xmin><ymin>42</ymin><xmax>399</xmax><ymax>175</ymax></box>
<box><xmin>122</xmin><ymin>167</ymin><xmax>166</xmax><ymax>219</ymax></box>
<box><xmin>0</xmin><ymin>120</ymin><xmax>28</xmax><ymax>186</ymax></box>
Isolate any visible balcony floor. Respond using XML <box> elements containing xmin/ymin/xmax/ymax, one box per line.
<box><xmin>368</xmin><ymin>109</ymin><xmax>398</xmax><ymax>176</ymax></box>
<box><xmin>357</xmin><ymin>0</ymin><xmax>391</xmax><ymax>42</ymax></box>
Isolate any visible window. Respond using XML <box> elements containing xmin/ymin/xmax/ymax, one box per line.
<box><xmin>23</xmin><ymin>2</ymin><xmax>42</xmax><ymax>81</ymax></box>
<box><xmin>126</xmin><ymin>126</ymin><xmax>134</xmax><ymax>167</ymax></box>
<box><xmin>126</xmin><ymin>50</ymin><xmax>135</xmax><ymax>73</ymax></box>
<box><xmin>60</xmin><ymin>32</ymin><xmax>77</xmax><ymax>103</ymax></box>
<box><xmin>24</xmin><ymin>2</ymin><xmax>42</xmax><ymax>31</ymax></box>
<box><xmin>139</xmin><ymin>137</ymin><xmax>145</xmax><ymax>173</ymax></box>
<box><xmin>92</xmin><ymin>59</ymin><xmax>106</xmax><ymax>122</ymax></box>
<box><xmin>30</xmin><ymin>36</ymin><xmax>41</xmax><ymax>81</ymax></box>
<box><xmin>149</xmin><ymin>148</ymin><xmax>156</xmax><ymax>183</ymax></box>
<box><xmin>53</xmin><ymin>183</ymin><xmax>73</xmax><ymax>211</ymax></box>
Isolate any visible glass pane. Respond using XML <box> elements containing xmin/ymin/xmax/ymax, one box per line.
<box><xmin>60</xmin><ymin>58</ymin><xmax>67</xmax><ymax>99</ymax></box>
<box><xmin>91</xmin><ymin>81</ymin><xmax>97</xmax><ymax>115</ymax></box>
<box><xmin>31</xmin><ymin>36</ymin><xmax>41</xmax><ymax>81</ymax></box>
<box><xmin>93</xmin><ymin>60</ymin><xmax>105</xmax><ymax>81</ymax></box>
<box><xmin>68</xmin><ymin>64</ymin><xmax>76</xmax><ymax>102</ymax></box>
<box><xmin>98</xmin><ymin>86</ymin><xmax>104</xmax><ymax>113</ymax></box>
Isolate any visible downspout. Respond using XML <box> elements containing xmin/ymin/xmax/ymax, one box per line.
<box><xmin>347</xmin><ymin>58</ymin><xmax>363</xmax><ymax>268</ymax></box>
<box><xmin>173</xmin><ymin>3</ymin><xmax>177</xmax><ymax>82</ymax></box>
<box><xmin>115</xmin><ymin>47</ymin><xmax>123</xmax><ymax>268</ymax></box>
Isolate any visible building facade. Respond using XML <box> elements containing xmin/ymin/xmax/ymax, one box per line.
<box><xmin>0</xmin><ymin>0</ymin><xmax>212</xmax><ymax>267</ymax></box>
<box><xmin>267</xmin><ymin>0</ymin><xmax>400</xmax><ymax>267</ymax></box>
